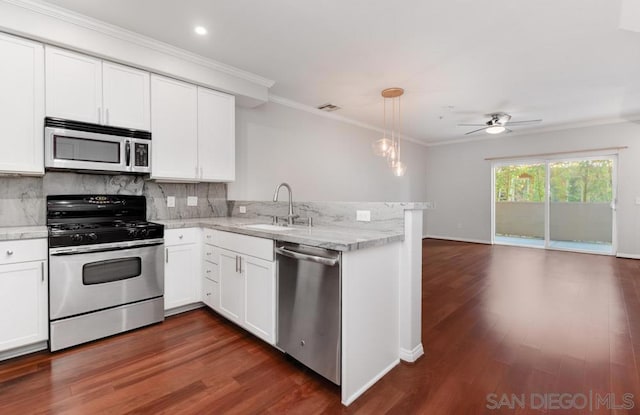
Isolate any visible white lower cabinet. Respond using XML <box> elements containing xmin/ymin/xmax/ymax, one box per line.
<box><xmin>218</xmin><ymin>248</ymin><xmax>244</xmax><ymax>323</ymax></box>
<box><xmin>0</xmin><ymin>239</ymin><xmax>48</xmax><ymax>354</ymax></box>
<box><xmin>164</xmin><ymin>229</ymin><xmax>201</xmax><ymax>311</ymax></box>
<box><xmin>242</xmin><ymin>255</ymin><xmax>276</xmax><ymax>343</ymax></box>
<box><xmin>204</xmin><ymin>230</ymin><xmax>276</xmax><ymax>345</ymax></box>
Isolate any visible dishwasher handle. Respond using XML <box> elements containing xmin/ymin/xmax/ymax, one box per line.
<box><xmin>275</xmin><ymin>246</ymin><xmax>339</xmax><ymax>266</ymax></box>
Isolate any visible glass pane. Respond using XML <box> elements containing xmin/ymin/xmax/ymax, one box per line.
<box><xmin>494</xmin><ymin>163</ymin><xmax>546</xmax><ymax>247</ymax></box>
<box><xmin>54</xmin><ymin>135</ymin><xmax>120</xmax><ymax>163</ymax></box>
<box><xmin>83</xmin><ymin>257</ymin><xmax>141</xmax><ymax>285</ymax></box>
<box><xmin>549</xmin><ymin>159</ymin><xmax>613</xmax><ymax>254</ymax></box>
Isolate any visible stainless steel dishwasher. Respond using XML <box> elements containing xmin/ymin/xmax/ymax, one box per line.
<box><xmin>276</xmin><ymin>241</ymin><xmax>341</xmax><ymax>385</ymax></box>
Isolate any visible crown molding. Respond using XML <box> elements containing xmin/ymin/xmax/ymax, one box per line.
<box><xmin>3</xmin><ymin>0</ymin><xmax>275</xmax><ymax>88</ymax></box>
<box><xmin>425</xmin><ymin>115</ymin><xmax>640</xmax><ymax>147</ymax></box>
<box><xmin>268</xmin><ymin>94</ymin><xmax>427</xmax><ymax>147</ymax></box>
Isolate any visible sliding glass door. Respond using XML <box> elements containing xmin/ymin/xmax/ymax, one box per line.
<box><xmin>493</xmin><ymin>156</ymin><xmax>615</xmax><ymax>254</ymax></box>
<box><xmin>549</xmin><ymin>158</ymin><xmax>614</xmax><ymax>254</ymax></box>
<box><xmin>494</xmin><ymin>162</ymin><xmax>546</xmax><ymax>248</ymax></box>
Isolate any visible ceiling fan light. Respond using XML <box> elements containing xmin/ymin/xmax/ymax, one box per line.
<box><xmin>486</xmin><ymin>126</ymin><xmax>506</xmax><ymax>135</ymax></box>
<box><xmin>372</xmin><ymin>138</ymin><xmax>393</xmax><ymax>156</ymax></box>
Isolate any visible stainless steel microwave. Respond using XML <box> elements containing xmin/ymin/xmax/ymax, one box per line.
<box><xmin>44</xmin><ymin>118</ymin><xmax>151</xmax><ymax>174</ymax></box>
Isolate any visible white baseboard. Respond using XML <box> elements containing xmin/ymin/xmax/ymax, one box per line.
<box><xmin>0</xmin><ymin>340</ymin><xmax>48</xmax><ymax>362</ymax></box>
<box><xmin>342</xmin><ymin>358</ymin><xmax>399</xmax><ymax>406</ymax></box>
<box><xmin>617</xmin><ymin>253</ymin><xmax>640</xmax><ymax>259</ymax></box>
<box><xmin>164</xmin><ymin>302</ymin><xmax>204</xmax><ymax>317</ymax></box>
<box><xmin>399</xmin><ymin>343</ymin><xmax>424</xmax><ymax>363</ymax></box>
<box><xmin>425</xmin><ymin>234</ymin><xmax>492</xmax><ymax>245</ymax></box>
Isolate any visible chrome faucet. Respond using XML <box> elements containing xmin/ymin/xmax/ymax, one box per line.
<box><xmin>273</xmin><ymin>182</ymin><xmax>298</xmax><ymax>225</ymax></box>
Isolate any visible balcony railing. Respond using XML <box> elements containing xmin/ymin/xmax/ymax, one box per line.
<box><xmin>495</xmin><ymin>202</ymin><xmax>612</xmax><ymax>243</ymax></box>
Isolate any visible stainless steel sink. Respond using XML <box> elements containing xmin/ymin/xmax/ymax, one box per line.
<box><xmin>243</xmin><ymin>224</ymin><xmax>297</xmax><ymax>232</ymax></box>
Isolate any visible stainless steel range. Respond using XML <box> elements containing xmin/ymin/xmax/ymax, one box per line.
<box><xmin>47</xmin><ymin>195</ymin><xmax>164</xmax><ymax>351</ymax></box>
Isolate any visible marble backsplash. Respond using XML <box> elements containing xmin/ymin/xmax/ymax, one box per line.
<box><xmin>0</xmin><ymin>172</ymin><xmax>227</xmax><ymax>226</ymax></box>
<box><xmin>227</xmin><ymin>200</ymin><xmax>406</xmax><ymax>232</ymax></box>
<box><xmin>0</xmin><ymin>172</ymin><xmax>411</xmax><ymax>232</ymax></box>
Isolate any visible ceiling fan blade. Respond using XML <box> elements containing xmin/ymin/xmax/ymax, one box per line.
<box><xmin>457</xmin><ymin>123</ymin><xmax>487</xmax><ymax>127</ymax></box>
<box><xmin>507</xmin><ymin>119</ymin><xmax>542</xmax><ymax>125</ymax></box>
<box><xmin>464</xmin><ymin>126</ymin><xmax>490</xmax><ymax>135</ymax></box>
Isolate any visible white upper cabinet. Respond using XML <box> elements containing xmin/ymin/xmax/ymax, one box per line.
<box><xmin>45</xmin><ymin>46</ymin><xmax>102</xmax><ymax>124</ymax></box>
<box><xmin>45</xmin><ymin>46</ymin><xmax>151</xmax><ymax>130</ymax></box>
<box><xmin>102</xmin><ymin>62</ymin><xmax>150</xmax><ymax>130</ymax></box>
<box><xmin>151</xmin><ymin>77</ymin><xmax>235</xmax><ymax>182</ymax></box>
<box><xmin>0</xmin><ymin>33</ymin><xmax>44</xmax><ymax>175</ymax></box>
<box><xmin>150</xmin><ymin>74</ymin><xmax>199</xmax><ymax>181</ymax></box>
<box><xmin>197</xmin><ymin>87</ymin><xmax>235</xmax><ymax>182</ymax></box>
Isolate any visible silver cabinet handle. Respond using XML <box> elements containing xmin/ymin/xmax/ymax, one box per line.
<box><xmin>206</xmin><ymin>269</ymin><xmax>211</xmax><ymax>273</ymax></box>
<box><xmin>235</xmin><ymin>255</ymin><xmax>239</xmax><ymax>273</ymax></box>
<box><xmin>179</xmin><ymin>234</ymin><xmax>183</xmax><ymax>239</ymax></box>
<box><xmin>6</xmin><ymin>250</ymin><xmax>13</xmax><ymax>255</ymax></box>
<box><xmin>41</xmin><ymin>262</ymin><xmax>44</xmax><ymax>282</ymax></box>
<box><xmin>166</xmin><ymin>248</ymin><xmax>169</xmax><ymax>263</ymax></box>
<box><xmin>238</xmin><ymin>257</ymin><xmax>242</xmax><ymax>274</ymax></box>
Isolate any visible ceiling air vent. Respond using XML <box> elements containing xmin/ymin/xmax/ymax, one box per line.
<box><xmin>317</xmin><ymin>103</ymin><xmax>341</xmax><ymax>112</ymax></box>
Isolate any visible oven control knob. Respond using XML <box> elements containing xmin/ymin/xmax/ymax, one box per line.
<box><xmin>139</xmin><ymin>229</ymin><xmax>149</xmax><ymax>237</ymax></box>
<box><xmin>88</xmin><ymin>233</ymin><xmax>98</xmax><ymax>241</ymax></box>
<box><xmin>71</xmin><ymin>233</ymin><xmax>83</xmax><ymax>242</ymax></box>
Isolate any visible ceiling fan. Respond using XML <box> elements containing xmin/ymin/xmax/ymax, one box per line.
<box><xmin>458</xmin><ymin>112</ymin><xmax>542</xmax><ymax>135</ymax></box>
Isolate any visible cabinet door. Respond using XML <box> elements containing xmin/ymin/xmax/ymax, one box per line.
<box><xmin>218</xmin><ymin>248</ymin><xmax>243</xmax><ymax>324</ymax></box>
<box><xmin>45</xmin><ymin>46</ymin><xmax>102</xmax><ymax>123</ymax></box>
<box><xmin>197</xmin><ymin>87</ymin><xmax>236</xmax><ymax>182</ymax></box>
<box><xmin>0</xmin><ymin>33</ymin><xmax>44</xmax><ymax>175</ymax></box>
<box><xmin>150</xmin><ymin>75</ymin><xmax>198</xmax><ymax>181</ymax></box>
<box><xmin>0</xmin><ymin>261</ymin><xmax>47</xmax><ymax>352</ymax></box>
<box><xmin>102</xmin><ymin>62</ymin><xmax>150</xmax><ymax>130</ymax></box>
<box><xmin>243</xmin><ymin>256</ymin><xmax>275</xmax><ymax>344</ymax></box>
<box><xmin>164</xmin><ymin>243</ymin><xmax>200</xmax><ymax>310</ymax></box>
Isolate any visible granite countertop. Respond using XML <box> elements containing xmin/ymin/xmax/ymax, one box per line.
<box><xmin>155</xmin><ymin>217</ymin><xmax>404</xmax><ymax>251</ymax></box>
<box><xmin>0</xmin><ymin>226</ymin><xmax>49</xmax><ymax>241</ymax></box>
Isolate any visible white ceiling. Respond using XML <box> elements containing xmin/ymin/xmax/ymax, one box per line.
<box><xmin>43</xmin><ymin>0</ymin><xmax>640</xmax><ymax>144</ymax></box>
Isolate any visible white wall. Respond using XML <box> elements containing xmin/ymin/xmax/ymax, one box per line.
<box><xmin>228</xmin><ymin>102</ymin><xmax>429</xmax><ymax>203</ymax></box>
<box><xmin>424</xmin><ymin>121</ymin><xmax>640</xmax><ymax>256</ymax></box>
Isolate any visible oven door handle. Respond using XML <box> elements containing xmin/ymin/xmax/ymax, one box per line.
<box><xmin>50</xmin><ymin>239</ymin><xmax>164</xmax><ymax>256</ymax></box>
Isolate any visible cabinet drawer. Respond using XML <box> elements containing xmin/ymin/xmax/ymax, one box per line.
<box><xmin>0</xmin><ymin>239</ymin><xmax>47</xmax><ymax>265</ymax></box>
<box><xmin>164</xmin><ymin>228</ymin><xmax>199</xmax><ymax>246</ymax></box>
<box><xmin>203</xmin><ymin>228</ymin><xmax>215</xmax><ymax>244</ymax></box>
<box><xmin>203</xmin><ymin>244</ymin><xmax>216</xmax><ymax>264</ymax></box>
<box><xmin>202</xmin><ymin>278</ymin><xmax>219</xmax><ymax>310</ymax></box>
<box><xmin>212</xmin><ymin>230</ymin><xmax>274</xmax><ymax>261</ymax></box>
<box><xmin>203</xmin><ymin>261</ymin><xmax>218</xmax><ymax>282</ymax></box>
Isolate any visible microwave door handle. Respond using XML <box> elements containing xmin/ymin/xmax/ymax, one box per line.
<box><xmin>125</xmin><ymin>140</ymin><xmax>131</xmax><ymax>167</ymax></box>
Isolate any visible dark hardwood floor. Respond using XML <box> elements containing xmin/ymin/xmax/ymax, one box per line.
<box><xmin>2</xmin><ymin>239</ymin><xmax>640</xmax><ymax>414</ymax></box>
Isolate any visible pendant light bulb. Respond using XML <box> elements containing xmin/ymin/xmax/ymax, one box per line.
<box><xmin>391</xmin><ymin>161</ymin><xmax>407</xmax><ymax>177</ymax></box>
<box><xmin>372</xmin><ymin>138</ymin><xmax>393</xmax><ymax>156</ymax></box>
<box><xmin>387</xmin><ymin>143</ymin><xmax>398</xmax><ymax>166</ymax></box>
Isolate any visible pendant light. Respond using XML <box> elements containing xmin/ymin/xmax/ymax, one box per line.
<box><xmin>371</xmin><ymin>95</ymin><xmax>393</xmax><ymax>156</ymax></box>
<box><xmin>373</xmin><ymin>87</ymin><xmax>406</xmax><ymax>177</ymax></box>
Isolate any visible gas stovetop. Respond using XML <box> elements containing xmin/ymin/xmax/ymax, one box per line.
<box><xmin>47</xmin><ymin>195</ymin><xmax>164</xmax><ymax>248</ymax></box>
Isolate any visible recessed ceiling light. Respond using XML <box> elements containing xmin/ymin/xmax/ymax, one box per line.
<box><xmin>194</xmin><ymin>26</ymin><xmax>208</xmax><ymax>36</ymax></box>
